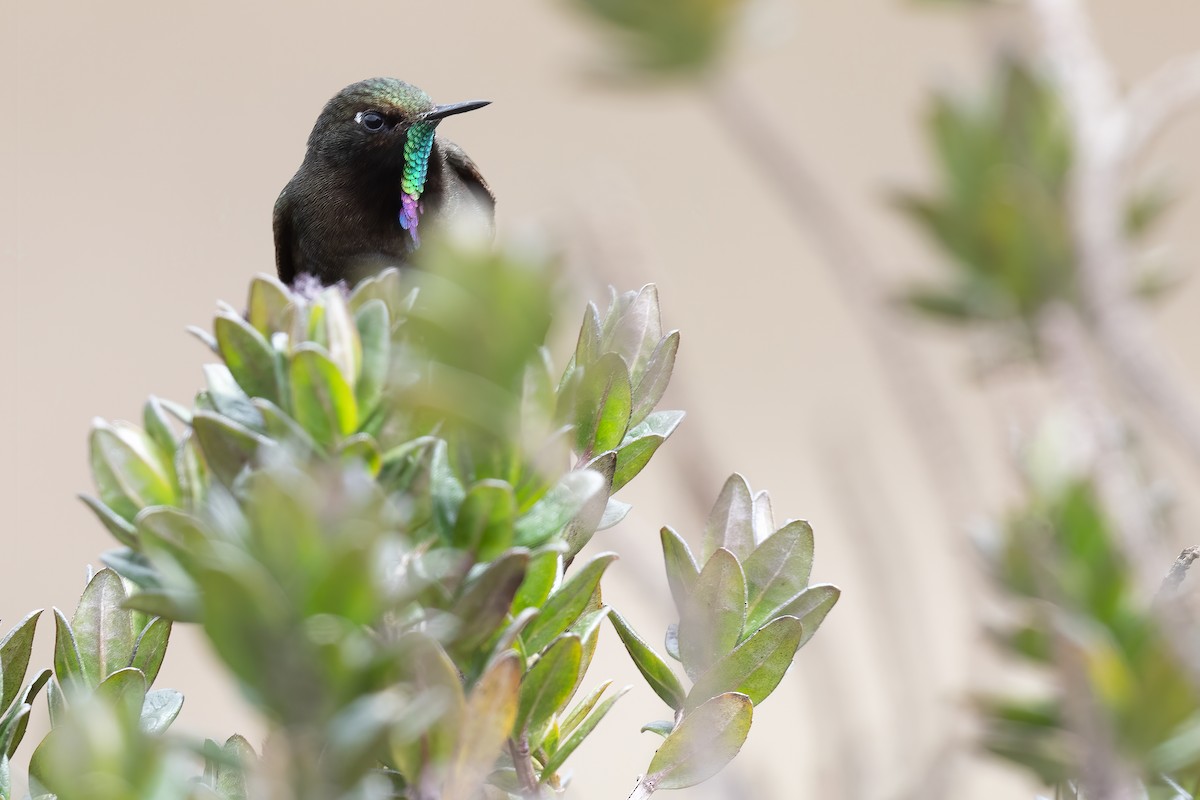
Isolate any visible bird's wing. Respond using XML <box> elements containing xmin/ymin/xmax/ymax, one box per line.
<box><xmin>272</xmin><ymin>189</ymin><xmax>297</xmax><ymax>285</ymax></box>
<box><xmin>441</xmin><ymin>139</ymin><xmax>496</xmax><ymax>212</ymax></box>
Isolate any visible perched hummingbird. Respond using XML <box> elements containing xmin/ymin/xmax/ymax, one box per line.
<box><xmin>273</xmin><ymin>78</ymin><xmax>495</xmax><ymax>286</ymax></box>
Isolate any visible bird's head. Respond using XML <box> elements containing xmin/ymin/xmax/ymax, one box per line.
<box><xmin>306</xmin><ymin>77</ymin><xmax>490</xmax><ymax>243</ymax></box>
<box><xmin>307</xmin><ymin>77</ymin><xmax>489</xmax><ymax>178</ymax></box>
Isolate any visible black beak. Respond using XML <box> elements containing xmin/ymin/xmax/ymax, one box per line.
<box><xmin>422</xmin><ymin>100</ymin><xmax>491</xmax><ymax>123</ymax></box>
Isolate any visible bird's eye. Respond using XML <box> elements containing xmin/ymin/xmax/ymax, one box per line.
<box><xmin>357</xmin><ymin>111</ymin><xmax>386</xmax><ymax>132</ymax></box>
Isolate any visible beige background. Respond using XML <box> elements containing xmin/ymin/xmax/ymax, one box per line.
<box><xmin>4</xmin><ymin>1</ymin><xmax>1200</xmax><ymax>797</ymax></box>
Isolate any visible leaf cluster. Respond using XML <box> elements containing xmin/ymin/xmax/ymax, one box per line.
<box><xmin>980</xmin><ymin>479</ymin><xmax>1200</xmax><ymax>794</ymax></box>
<box><xmin>897</xmin><ymin>60</ymin><xmax>1173</xmax><ymax>338</ymax></box>
<box><xmin>566</xmin><ymin>0</ymin><xmax>750</xmax><ymax>78</ymax></box>
<box><xmin>610</xmin><ymin>474</ymin><xmax>839</xmax><ymax>794</ymax></box>
<box><xmin>3</xmin><ymin>242</ymin><xmax>839</xmax><ymax>798</ymax></box>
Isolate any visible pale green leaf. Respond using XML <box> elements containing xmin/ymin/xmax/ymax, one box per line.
<box><xmin>686</xmin><ymin>616</ymin><xmax>803</xmax><ymax>709</ymax></box>
<box><xmin>743</xmin><ymin>520</ymin><xmax>814</xmax><ymax>634</ymax></box>
<box><xmin>678</xmin><ymin>548</ymin><xmax>745</xmax><ymax>679</ymax></box>
<box><xmin>609</xmin><ymin>610</ymin><xmax>686</xmax><ymax>710</ymax></box>
<box><xmin>642</xmin><ymin>693</ymin><xmax>753</xmax><ymax>791</ymax></box>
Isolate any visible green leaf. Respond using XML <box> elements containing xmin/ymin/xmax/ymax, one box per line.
<box><xmin>575</xmin><ymin>353</ymin><xmax>633</xmax><ymax>456</ymax></box>
<box><xmin>430</xmin><ymin>439</ymin><xmax>466</xmax><ymax>538</ymax></box>
<box><xmin>751</xmin><ymin>490</ymin><xmax>774</xmax><ymax>542</ymax></box>
<box><xmin>354</xmin><ymin>299</ymin><xmax>391</xmax><ymax>416</ymax></box>
<box><xmin>444</xmin><ymin>651</ymin><xmax>521</xmax><ymax>800</ymax></box>
<box><xmin>664</xmin><ymin>623</ymin><xmax>680</xmax><ymax>661</ymax></box>
<box><xmin>215</xmin><ymin>312</ymin><xmax>281</xmax><ymax>402</ymax></box>
<box><xmin>348</xmin><ymin>268</ymin><xmax>402</xmax><ymax>316</ymax></box>
<box><xmin>336</xmin><ymin>433</ymin><xmax>382</xmax><ymax>477</ymax></box>
<box><xmin>123</xmin><ymin>589</ymin><xmax>197</xmax><ymax>623</ymax></box>
<box><xmin>660</xmin><ymin>526</ymin><xmax>699</xmax><ymax>613</ymax></box>
<box><xmin>612</xmin><ymin>412</ymin><xmax>684</xmax><ymax>493</ymax></box>
<box><xmin>523</xmin><ymin>552</ymin><xmax>617</xmax><ymax>654</ymax></box>
<box><xmin>187</xmin><ymin>324</ymin><xmax>219</xmax><ymax>351</ymax></box>
<box><xmin>678</xmin><ymin>548</ymin><xmax>745</xmax><ymax>680</ymax></box>
<box><xmin>743</xmin><ymin>520</ymin><xmax>814</xmax><ymax>633</ymax></box>
<box><xmin>137</xmin><ymin>506</ymin><xmax>209</xmax><ymax>563</ymax></box>
<box><xmin>558</xmin><ymin>680</ymin><xmax>612</xmax><ymax>740</ymax></box>
<box><xmin>493</xmin><ymin>608</ymin><xmax>538</xmax><ymax>660</ymax></box>
<box><xmin>396</xmin><ymin>632</ymin><xmax>466</xmax><ymax>772</ymax></box>
<box><xmin>703</xmin><ymin>474</ymin><xmax>755</xmax><ymax>561</ymax></box>
<box><xmin>772</xmin><ymin>584</ymin><xmax>840</xmax><ymax>647</ymax></box>
<box><xmin>512</xmin><ymin>549</ymin><xmax>562</xmax><ymax>616</ymax></box>
<box><xmin>0</xmin><ymin>610</ymin><xmax>42</xmax><ymax>711</ymax></box>
<box><xmin>609</xmin><ymin>610</ymin><xmax>686</xmax><ymax>710</ymax></box>
<box><xmin>290</xmin><ymin>344</ymin><xmax>359</xmax><ymax>447</ymax></box>
<box><xmin>89</xmin><ymin>421</ymin><xmax>177</xmax><ymax>519</ymax></box>
<box><xmin>1</xmin><ymin>668</ymin><xmax>50</xmax><ymax>758</ymax></box>
<box><xmin>564</xmin><ymin>453</ymin><xmax>615</xmax><ymax>559</ymax></box>
<box><xmin>540</xmin><ymin>684</ymin><xmax>629</xmax><ymax>778</ymax></box>
<box><xmin>175</xmin><ymin>433</ymin><xmax>208</xmax><ymax>510</ymax></box>
<box><xmin>627</xmin><ymin>409</ymin><xmax>685</xmax><ymax>441</ymax></box>
<box><xmin>142</xmin><ymin>396</ymin><xmax>180</xmax><ymax>457</ymax></box>
<box><xmin>567</xmin><ymin>604</ymin><xmax>609</xmax><ymax>702</ymax></box>
<box><xmin>130</xmin><ymin>617</ymin><xmax>171</xmax><ymax>687</ymax></box>
<box><xmin>204</xmin><ymin>364</ymin><xmax>265</xmax><ymax>430</ymax></box>
<box><xmin>246</xmin><ymin>274</ymin><xmax>292</xmax><ymax>336</ymax></box>
<box><xmin>140</xmin><ymin>688</ymin><xmax>183</xmax><ymax>735</ymax></box>
<box><xmin>192</xmin><ymin>410</ymin><xmax>270</xmax><ymax>487</ymax></box>
<box><xmin>641</xmin><ymin>693</ymin><xmax>753</xmax><ymax>791</ymax></box>
<box><xmin>629</xmin><ymin>331</ymin><xmax>679</xmax><ymax>427</ymax></box>
<box><xmin>610</xmin><ymin>284</ymin><xmax>663</xmax><ymax>381</ymax></box>
<box><xmin>72</xmin><ymin>569</ymin><xmax>136</xmax><ymax>687</ymax></box>
<box><xmin>598</xmin><ymin>498</ymin><xmax>632</xmax><ymax>530</ymax></box>
<box><xmin>451</xmin><ymin>551</ymin><xmax>530</xmax><ymax>655</ymax></box>
<box><xmin>641</xmin><ymin>719</ymin><xmax>674</xmax><ymax>737</ymax></box>
<box><xmin>453</xmin><ymin>480</ymin><xmax>517</xmax><ymax>560</ymax></box>
<box><xmin>95</xmin><ymin>667</ymin><xmax>148</xmax><ymax>725</ymax></box>
<box><xmin>100</xmin><ymin>548</ymin><xmax>159</xmax><ymax>589</ymax></box>
<box><xmin>323</xmin><ymin>289</ymin><xmax>363</xmax><ymax>388</ymax></box>
<box><xmin>574</xmin><ymin>303</ymin><xmax>602</xmax><ymax>368</ymax></box>
<box><xmin>253</xmin><ymin>399</ymin><xmax>318</xmax><ymax>454</ymax></box>
<box><xmin>46</xmin><ymin>679</ymin><xmax>65</xmax><ymax>729</ymax></box>
<box><xmin>611</xmin><ymin>436</ymin><xmax>665</xmax><ymax>493</ymax></box>
<box><xmin>686</xmin><ymin>616</ymin><xmax>803</xmax><ymax>709</ymax></box>
<box><xmin>214</xmin><ymin>734</ymin><xmax>256</xmax><ymax>800</ymax></box>
<box><xmin>516</xmin><ymin>634</ymin><xmax>582</xmax><ymax>745</ymax></box>
<box><xmin>80</xmin><ymin>495</ymin><xmax>139</xmax><ymax>549</ymax></box>
<box><xmin>0</xmin><ymin>706</ymin><xmax>30</xmax><ymax>768</ymax></box>
<box><xmin>514</xmin><ymin>469</ymin><xmax>604</xmax><ymax>548</ymax></box>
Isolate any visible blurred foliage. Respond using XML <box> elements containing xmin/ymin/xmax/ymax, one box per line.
<box><xmin>3</xmin><ymin>242</ymin><xmax>837</xmax><ymax>798</ymax></box>
<box><xmin>563</xmin><ymin>0</ymin><xmax>1200</xmax><ymax>795</ymax></box>
<box><xmin>910</xmin><ymin>0</ymin><xmax>994</xmax><ymax>7</ymax></box>
<box><xmin>979</xmin><ymin>460</ymin><xmax>1200</xmax><ymax>796</ymax></box>
<box><xmin>896</xmin><ymin>60</ymin><xmax>1173</xmax><ymax>340</ymax></box>
<box><xmin>566</xmin><ymin>0</ymin><xmax>751</xmax><ymax>78</ymax></box>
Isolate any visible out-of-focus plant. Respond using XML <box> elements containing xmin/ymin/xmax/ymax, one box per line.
<box><xmin>562</xmin><ymin>1</ymin><xmax>1200</xmax><ymax>799</ymax></box>
<box><xmin>895</xmin><ymin>59</ymin><xmax>1174</xmax><ymax>344</ymax></box>
<box><xmin>567</xmin><ymin>0</ymin><xmax>750</xmax><ymax>78</ymax></box>
<box><xmin>3</xmin><ymin>240</ymin><xmax>838</xmax><ymax>798</ymax></box>
<box><xmin>977</xmin><ymin>424</ymin><xmax>1200</xmax><ymax>798</ymax></box>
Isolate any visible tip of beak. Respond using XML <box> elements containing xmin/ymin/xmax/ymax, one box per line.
<box><xmin>423</xmin><ymin>100</ymin><xmax>492</xmax><ymax>123</ymax></box>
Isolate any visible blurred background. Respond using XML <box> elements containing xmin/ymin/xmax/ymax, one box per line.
<box><xmin>4</xmin><ymin>1</ymin><xmax>1200</xmax><ymax>797</ymax></box>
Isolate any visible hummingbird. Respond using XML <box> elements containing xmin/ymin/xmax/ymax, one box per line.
<box><xmin>273</xmin><ymin>78</ymin><xmax>495</xmax><ymax>286</ymax></box>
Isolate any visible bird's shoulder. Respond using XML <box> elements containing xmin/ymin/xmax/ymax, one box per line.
<box><xmin>440</xmin><ymin>138</ymin><xmax>496</xmax><ymax>210</ymax></box>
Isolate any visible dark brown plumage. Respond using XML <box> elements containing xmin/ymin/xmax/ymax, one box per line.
<box><xmin>274</xmin><ymin>78</ymin><xmax>495</xmax><ymax>287</ymax></box>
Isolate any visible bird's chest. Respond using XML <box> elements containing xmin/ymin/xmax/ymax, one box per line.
<box><xmin>311</xmin><ymin>178</ymin><xmax>409</xmax><ymax>248</ymax></box>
